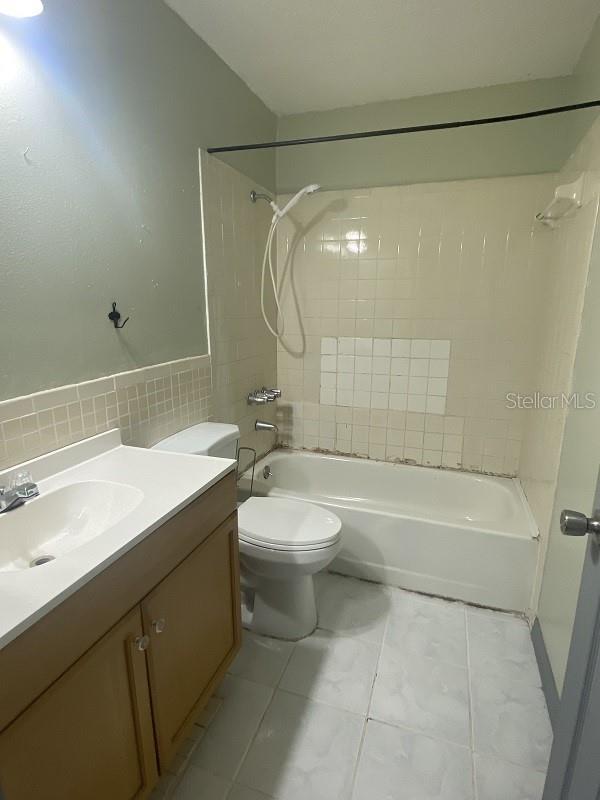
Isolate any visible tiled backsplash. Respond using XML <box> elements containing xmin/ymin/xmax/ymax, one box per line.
<box><xmin>275</xmin><ymin>174</ymin><xmax>559</xmax><ymax>476</ymax></box>
<box><xmin>320</xmin><ymin>337</ymin><xmax>450</xmax><ymax>414</ymax></box>
<box><xmin>0</xmin><ymin>356</ymin><xmax>212</xmax><ymax>471</ymax></box>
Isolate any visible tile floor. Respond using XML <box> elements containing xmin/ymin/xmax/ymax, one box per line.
<box><xmin>167</xmin><ymin>572</ymin><xmax>552</xmax><ymax>800</ymax></box>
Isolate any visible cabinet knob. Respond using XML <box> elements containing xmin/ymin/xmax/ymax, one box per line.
<box><xmin>135</xmin><ymin>634</ymin><xmax>150</xmax><ymax>652</ymax></box>
<box><xmin>152</xmin><ymin>618</ymin><xmax>166</xmax><ymax>634</ymax></box>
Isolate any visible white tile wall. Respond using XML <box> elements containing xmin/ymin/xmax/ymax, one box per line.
<box><xmin>200</xmin><ymin>153</ymin><xmax>278</xmax><ymax>465</ymax></box>
<box><xmin>320</xmin><ymin>337</ymin><xmax>450</xmax><ymax>413</ymax></box>
<box><xmin>521</xmin><ymin>117</ymin><xmax>600</xmax><ymax>607</ymax></box>
<box><xmin>275</xmin><ymin>174</ymin><xmax>558</xmax><ymax>475</ymax></box>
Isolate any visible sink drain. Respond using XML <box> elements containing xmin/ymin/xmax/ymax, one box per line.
<box><xmin>30</xmin><ymin>555</ymin><xmax>56</xmax><ymax>568</ymax></box>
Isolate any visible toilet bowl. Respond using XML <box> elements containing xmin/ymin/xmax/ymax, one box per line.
<box><xmin>152</xmin><ymin>423</ymin><xmax>342</xmax><ymax>641</ymax></box>
<box><xmin>238</xmin><ymin>496</ymin><xmax>342</xmax><ymax>640</ymax></box>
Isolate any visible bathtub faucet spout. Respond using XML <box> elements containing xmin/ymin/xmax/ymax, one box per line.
<box><xmin>255</xmin><ymin>420</ymin><xmax>278</xmax><ymax>433</ymax></box>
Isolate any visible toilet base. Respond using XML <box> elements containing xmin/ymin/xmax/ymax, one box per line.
<box><xmin>241</xmin><ymin>574</ymin><xmax>318</xmax><ymax>641</ymax></box>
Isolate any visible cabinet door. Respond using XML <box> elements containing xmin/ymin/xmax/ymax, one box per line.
<box><xmin>142</xmin><ymin>513</ymin><xmax>241</xmax><ymax>769</ymax></box>
<box><xmin>0</xmin><ymin>607</ymin><xmax>158</xmax><ymax>800</ymax></box>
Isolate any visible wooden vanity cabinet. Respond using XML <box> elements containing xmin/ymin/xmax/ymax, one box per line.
<box><xmin>142</xmin><ymin>515</ymin><xmax>240</xmax><ymax>769</ymax></box>
<box><xmin>0</xmin><ymin>607</ymin><xmax>158</xmax><ymax>800</ymax></box>
<box><xmin>0</xmin><ymin>473</ymin><xmax>240</xmax><ymax>800</ymax></box>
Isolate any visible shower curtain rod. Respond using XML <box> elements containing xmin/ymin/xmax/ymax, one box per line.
<box><xmin>207</xmin><ymin>99</ymin><xmax>600</xmax><ymax>154</ymax></box>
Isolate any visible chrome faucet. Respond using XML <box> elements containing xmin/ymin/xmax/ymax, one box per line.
<box><xmin>248</xmin><ymin>390</ymin><xmax>269</xmax><ymax>405</ymax></box>
<box><xmin>261</xmin><ymin>387</ymin><xmax>282</xmax><ymax>399</ymax></box>
<box><xmin>248</xmin><ymin>387</ymin><xmax>282</xmax><ymax>405</ymax></box>
<box><xmin>0</xmin><ymin>471</ymin><xmax>39</xmax><ymax>514</ymax></box>
<box><xmin>255</xmin><ymin>420</ymin><xmax>278</xmax><ymax>433</ymax></box>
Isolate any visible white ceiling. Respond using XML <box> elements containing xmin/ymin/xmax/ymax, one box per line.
<box><xmin>166</xmin><ymin>0</ymin><xmax>599</xmax><ymax>116</ymax></box>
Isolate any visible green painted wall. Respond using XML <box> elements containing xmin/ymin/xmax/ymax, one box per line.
<box><xmin>275</xmin><ymin>76</ymin><xmax>596</xmax><ymax>192</ymax></box>
<box><xmin>0</xmin><ymin>0</ymin><xmax>276</xmax><ymax>401</ymax></box>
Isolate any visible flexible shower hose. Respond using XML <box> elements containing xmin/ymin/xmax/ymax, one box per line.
<box><xmin>260</xmin><ymin>214</ymin><xmax>285</xmax><ymax>338</ymax></box>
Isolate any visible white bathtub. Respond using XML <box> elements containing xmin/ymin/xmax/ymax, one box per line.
<box><xmin>240</xmin><ymin>449</ymin><xmax>539</xmax><ymax>612</ymax></box>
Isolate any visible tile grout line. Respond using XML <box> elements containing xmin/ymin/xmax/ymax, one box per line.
<box><xmin>174</xmin><ymin>577</ymin><xmax>549</xmax><ymax>799</ymax></box>
<box><xmin>347</xmin><ymin>590</ymin><xmax>392</xmax><ymax>799</ymax></box>
<box><xmin>465</xmin><ymin>608</ymin><xmax>478</xmax><ymax>800</ymax></box>
<box><xmin>225</xmin><ymin>633</ymin><xmax>298</xmax><ymax>798</ymax></box>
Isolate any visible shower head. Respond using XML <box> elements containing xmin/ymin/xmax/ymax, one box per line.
<box><xmin>250</xmin><ymin>183</ymin><xmax>320</xmax><ymax>220</ymax></box>
<box><xmin>276</xmin><ymin>183</ymin><xmax>320</xmax><ymax>219</ymax></box>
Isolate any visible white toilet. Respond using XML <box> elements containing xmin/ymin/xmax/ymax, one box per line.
<box><xmin>152</xmin><ymin>423</ymin><xmax>342</xmax><ymax>640</ymax></box>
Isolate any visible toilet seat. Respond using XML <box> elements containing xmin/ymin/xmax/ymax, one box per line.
<box><xmin>238</xmin><ymin>497</ymin><xmax>341</xmax><ymax>552</ymax></box>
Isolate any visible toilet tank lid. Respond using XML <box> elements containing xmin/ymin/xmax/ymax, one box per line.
<box><xmin>152</xmin><ymin>423</ymin><xmax>240</xmax><ymax>455</ymax></box>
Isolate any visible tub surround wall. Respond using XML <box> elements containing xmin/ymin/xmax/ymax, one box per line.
<box><xmin>200</xmin><ymin>153</ymin><xmax>278</xmax><ymax>464</ymax></box>
<box><xmin>276</xmin><ymin>174</ymin><xmax>557</xmax><ymax>476</ymax></box>
<box><xmin>521</xmin><ymin>128</ymin><xmax>600</xmax><ymax>599</ymax></box>
<box><xmin>531</xmin><ymin>117</ymin><xmax>600</xmax><ymax>692</ymax></box>
<box><xmin>0</xmin><ymin>356</ymin><xmax>212</xmax><ymax>471</ymax></box>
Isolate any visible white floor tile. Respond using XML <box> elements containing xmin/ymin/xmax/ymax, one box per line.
<box><xmin>227</xmin><ymin>786</ymin><xmax>274</xmax><ymax>800</ymax></box>
<box><xmin>471</xmin><ymin>672</ymin><xmax>552</xmax><ymax>772</ymax></box>
<box><xmin>279</xmin><ymin>629</ymin><xmax>379</xmax><ymax>714</ymax></box>
<box><xmin>370</xmin><ymin>651</ymin><xmax>470</xmax><ymax>746</ymax></box>
<box><xmin>237</xmin><ymin>690</ymin><xmax>364</xmax><ymax>800</ymax></box>
<box><xmin>314</xmin><ymin>572</ymin><xmax>390</xmax><ymax>644</ymax></box>
<box><xmin>192</xmin><ymin>675</ymin><xmax>273</xmax><ymax>781</ymax></box>
<box><xmin>467</xmin><ymin>609</ymin><xmax>541</xmax><ymax>686</ymax></box>
<box><xmin>353</xmin><ymin>719</ymin><xmax>474</xmax><ymax>800</ymax></box>
<box><xmin>474</xmin><ymin>753</ymin><xmax>546</xmax><ymax>800</ymax></box>
<box><xmin>172</xmin><ymin>576</ymin><xmax>551</xmax><ymax>800</ymax></box>
<box><xmin>229</xmin><ymin>632</ymin><xmax>295</xmax><ymax>687</ymax></box>
<box><xmin>173</xmin><ymin>766</ymin><xmax>230</xmax><ymax>800</ymax></box>
<box><xmin>386</xmin><ymin>590</ymin><xmax>468</xmax><ymax>667</ymax></box>
<box><xmin>195</xmin><ymin>696</ymin><xmax>224</xmax><ymax>728</ymax></box>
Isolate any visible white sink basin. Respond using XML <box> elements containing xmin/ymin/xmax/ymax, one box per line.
<box><xmin>0</xmin><ymin>481</ymin><xmax>144</xmax><ymax>572</ymax></box>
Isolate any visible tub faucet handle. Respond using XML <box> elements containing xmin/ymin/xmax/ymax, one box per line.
<box><xmin>248</xmin><ymin>390</ymin><xmax>269</xmax><ymax>405</ymax></box>
<box><xmin>262</xmin><ymin>387</ymin><xmax>282</xmax><ymax>399</ymax></box>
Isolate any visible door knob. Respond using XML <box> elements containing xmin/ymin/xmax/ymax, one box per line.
<box><xmin>151</xmin><ymin>618</ymin><xmax>166</xmax><ymax>634</ymax></box>
<box><xmin>560</xmin><ymin>509</ymin><xmax>600</xmax><ymax>541</ymax></box>
<box><xmin>135</xmin><ymin>635</ymin><xmax>150</xmax><ymax>652</ymax></box>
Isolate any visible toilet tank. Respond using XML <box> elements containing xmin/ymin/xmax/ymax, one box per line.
<box><xmin>152</xmin><ymin>423</ymin><xmax>240</xmax><ymax>459</ymax></box>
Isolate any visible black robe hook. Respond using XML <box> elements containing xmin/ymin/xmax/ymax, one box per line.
<box><xmin>108</xmin><ymin>302</ymin><xmax>129</xmax><ymax>329</ymax></box>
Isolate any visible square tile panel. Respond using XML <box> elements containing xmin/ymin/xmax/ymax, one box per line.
<box><xmin>320</xmin><ymin>338</ymin><xmax>450</xmax><ymax>414</ymax></box>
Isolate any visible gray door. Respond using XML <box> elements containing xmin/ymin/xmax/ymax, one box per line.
<box><xmin>543</xmin><ymin>477</ymin><xmax>600</xmax><ymax>800</ymax></box>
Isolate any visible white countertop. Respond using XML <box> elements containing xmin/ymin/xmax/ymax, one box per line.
<box><xmin>0</xmin><ymin>430</ymin><xmax>236</xmax><ymax>650</ymax></box>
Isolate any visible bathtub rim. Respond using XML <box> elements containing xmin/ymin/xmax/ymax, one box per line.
<box><xmin>241</xmin><ymin>447</ymin><xmax>539</xmax><ymax>541</ymax></box>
